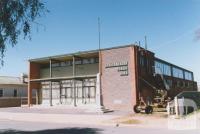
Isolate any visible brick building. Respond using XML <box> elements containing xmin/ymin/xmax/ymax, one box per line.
<box><xmin>28</xmin><ymin>45</ymin><xmax>197</xmax><ymax>112</ymax></box>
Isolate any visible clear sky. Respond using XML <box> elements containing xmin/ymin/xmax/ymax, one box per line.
<box><xmin>0</xmin><ymin>0</ymin><xmax>200</xmax><ymax>84</ymax></box>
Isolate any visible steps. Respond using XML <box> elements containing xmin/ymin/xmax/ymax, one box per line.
<box><xmin>86</xmin><ymin>106</ymin><xmax>114</xmax><ymax>114</ymax></box>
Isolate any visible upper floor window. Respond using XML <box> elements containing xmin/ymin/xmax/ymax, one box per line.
<box><xmin>75</xmin><ymin>60</ymin><xmax>82</xmax><ymax>65</ymax></box>
<box><xmin>14</xmin><ymin>89</ymin><xmax>17</xmax><ymax>97</ymax></box>
<box><xmin>173</xmin><ymin>67</ymin><xmax>184</xmax><ymax>79</ymax></box>
<box><xmin>52</xmin><ymin>62</ymin><xmax>60</xmax><ymax>67</ymax></box>
<box><xmin>155</xmin><ymin>61</ymin><xmax>171</xmax><ymax>76</ymax></box>
<box><xmin>90</xmin><ymin>58</ymin><xmax>95</xmax><ymax>64</ymax></box>
<box><xmin>184</xmin><ymin>71</ymin><xmax>193</xmax><ymax>81</ymax></box>
<box><xmin>83</xmin><ymin>59</ymin><xmax>90</xmax><ymax>64</ymax></box>
<box><xmin>49</xmin><ymin>57</ymin><xmax>99</xmax><ymax>68</ymax></box>
<box><xmin>140</xmin><ymin>56</ymin><xmax>145</xmax><ymax>67</ymax></box>
<box><xmin>0</xmin><ymin>89</ymin><xmax>3</xmax><ymax>97</ymax></box>
<box><xmin>166</xmin><ymin>79</ymin><xmax>172</xmax><ymax>88</ymax></box>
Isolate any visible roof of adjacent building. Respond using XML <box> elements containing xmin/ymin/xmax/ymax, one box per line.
<box><xmin>0</xmin><ymin>76</ymin><xmax>26</xmax><ymax>85</ymax></box>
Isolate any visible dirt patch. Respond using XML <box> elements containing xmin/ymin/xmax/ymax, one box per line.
<box><xmin>103</xmin><ymin>112</ymin><xmax>168</xmax><ymax>126</ymax></box>
<box><xmin>120</xmin><ymin>119</ymin><xmax>141</xmax><ymax>124</ymax></box>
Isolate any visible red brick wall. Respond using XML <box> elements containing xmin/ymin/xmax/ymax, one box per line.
<box><xmin>0</xmin><ymin>98</ymin><xmax>36</xmax><ymax>107</ymax></box>
<box><xmin>101</xmin><ymin>46</ymin><xmax>137</xmax><ymax>111</ymax></box>
<box><xmin>28</xmin><ymin>62</ymin><xmax>40</xmax><ymax>105</ymax></box>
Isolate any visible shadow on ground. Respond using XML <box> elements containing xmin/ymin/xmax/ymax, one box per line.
<box><xmin>0</xmin><ymin>128</ymin><xmax>102</xmax><ymax>134</ymax></box>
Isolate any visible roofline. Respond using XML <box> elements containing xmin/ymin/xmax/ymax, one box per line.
<box><xmin>29</xmin><ymin>44</ymin><xmax>136</xmax><ymax>62</ymax></box>
<box><xmin>0</xmin><ymin>76</ymin><xmax>21</xmax><ymax>79</ymax></box>
<box><xmin>28</xmin><ymin>44</ymin><xmax>194</xmax><ymax>75</ymax></box>
<box><xmin>0</xmin><ymin>84</ymin><xmax>27</xmax><ymax>86</ymax></box>
<box><xmin>155</xmin><ymin>57</ymin><xmax>193</xmax><ymax>73</ymax></box>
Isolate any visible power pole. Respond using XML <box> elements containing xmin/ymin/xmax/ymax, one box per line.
<box><xmin>98</xmin><ymin>17</ymin><xmax>101</xmax><ymax>50</ymax></box>
<box><xmin>145</xmin><ymin>36</ymin><xmax>147</xmax><ymax>50</ymax></box>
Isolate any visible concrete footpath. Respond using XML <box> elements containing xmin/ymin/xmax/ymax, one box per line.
<box><xmin>0</xmin><ymin>107</ymin><xmax>120</xmax><ymax>126</ymax></box>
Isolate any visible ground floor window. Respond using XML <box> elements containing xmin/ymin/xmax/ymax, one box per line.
<box><xmin>40</xmin><ymin>78</ymin><xmax>97</xmax><ymax>105</ymax></box>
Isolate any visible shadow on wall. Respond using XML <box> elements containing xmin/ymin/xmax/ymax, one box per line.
<box><xmin>0</xmin><ymin>128</ymin><xmax>102</xmax><ymax>134</ymax></box>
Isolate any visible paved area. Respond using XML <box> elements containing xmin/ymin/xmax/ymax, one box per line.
<box><xmin>0</xmin><ymin>106</ymin><xmax>132</xmax><ymax>115</ymax></box>
<box><xmin>0</xmin><ymin>106</ymin><xmax>91</xmax><ymax>115</ymax></box>
<box><xmin>0</xmin><ymin>107</ymin><xmax>123</xmax><ymax>127</ymax></box>
<box><xmin>0</xmin><ymin>107</ymin><xmax>199</xmax><ymax>133</ymax></box>
<box><xmin>0</xmin><ymin>119</ymin><xmax>199</xmax><ymax>134</ymax></box>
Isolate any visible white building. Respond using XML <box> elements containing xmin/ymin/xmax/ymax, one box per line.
<box><xmin>0</xmin><ymin>75</ymin><xmax>36</xmax><ymax>107</ymax></box>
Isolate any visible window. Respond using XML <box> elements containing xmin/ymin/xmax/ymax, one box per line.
<box><xmin>140</xmin><ymin>56</ymin><xmax>145</xmax><ymax>67</ymax></box>
<box><xmin>155</xmin><ymin>60</ymin><xmax>171</xmax><ymax>76</ymax></box>
<box><xmin>14</xmin><ymin>89</ymin><xmax>17</xmax><ymax>97</ymax></box>
<box><xmin>75</xmin><ymin>60</ymin><xmax>82</xmax><ymax>65</ymax></box>
<box><xmin>95</xmin><ymin>57</ymin><xmax>99</xmax><ymax>63</ymax></box>
<box><xmin>176</xmin><ymin>81</ymin><xmax>180</xmax><ymax>87</ymax></box>
<box><xmin>83</xmin><ymin>59</ymin><xmax>90</xmax><ymax>64</ymax></box>
<box><xmin>179</xmin><ymin>81</ymin><xmax>184</xmax><ymax>88</ymax></box>
<box><xmin>90</xmin><ymin>58</ymin><xmax>95</xmax><ymax>64</ymax></box>
<box><xmin>0</xmin><ymin>89</ymin><xmax>3</xmax><ymax>97</ymax></box>
<box><xmin>182</xmin><ymin>81</ymin><xmax>185</xmax><ymax>88</ymax></box>
<box><xmin>52</xmin><ymin>62</ymin><xmax>60</xmax><ymax>67</ymax></box>
<box><xmin>166</xmin><ymin>79</ymin><xmax>172</xmax><ymax>88</ymax></box>
<box><xmin>184</xmin><ymin>71</ymin><xmax>193</xmax><ymax>81</ymax></box>
<box><xmin>173</xmin><ymin>67</ymin><xmax>184</xmax><ymax>79</ymax></box>
<box><xmin>60</xmin><ymin>62</ymin><xmax>66</xmax><ymax>67</ymax></box>
<box><xmin>66</xmin><ymin>61</ymin><xmax>71</xmax><ymax>66</ymax></box>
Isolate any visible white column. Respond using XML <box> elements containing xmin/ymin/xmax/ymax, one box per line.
<box><xmin>96</xmin><ymin>73</ymin><xmax>101</xmax><ymax>107</ymax></box>
<box><xmin>175</xmin><ymin>96</ymin><xmax>179</xmax><ymax>117</ymax></box>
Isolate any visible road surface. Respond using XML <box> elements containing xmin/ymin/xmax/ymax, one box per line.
<box><xmin>0</xmin><ymin>119</ymin><xmax>199</xmax><ymax>134</ymax></box>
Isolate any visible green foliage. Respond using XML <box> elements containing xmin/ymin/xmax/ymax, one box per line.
<box><xmin>0</xmin><ymin>0</ymin><xmax>48</xmax><ymax>65</ymax></box>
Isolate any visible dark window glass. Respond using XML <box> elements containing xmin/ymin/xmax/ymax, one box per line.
<box><xmin>140</xmin><ymin>56</ymin><xmax>145</xmax><ymax>67</ymax></box>
<box><xmin>166</xmin><ymin>79</ymin><xmax>172</xmax><ymax>88</ymax></box>
<box><xmin>0</xmin><ymin>89</ymin><xmax>3</xmax><ymax>97</ymax></box>
<box><xmin>14</xmin><ymin>89</ymin><xmax>17</xmax><ymax>97</ymax></box>
<box><xmin>95</xmin><ymin>58</ymin><xmax>99</xmax><ymax>63</ymax></box>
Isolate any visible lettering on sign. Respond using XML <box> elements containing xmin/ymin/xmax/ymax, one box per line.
<box><xmin>105</xmin><ymin>61</ymin><xmax>128</xmax><ymax>76</ymax></box>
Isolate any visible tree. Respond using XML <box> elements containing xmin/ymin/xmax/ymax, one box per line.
<box><xmin>0</xmin><ymin>0</ymin><xmax>48</xmax><ymax>65</ymax></box>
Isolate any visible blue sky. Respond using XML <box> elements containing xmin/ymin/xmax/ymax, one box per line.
<box><xmin>0</xmin><ymin>0</ymin><xmax>200</xmax><ymax>84</ymax></box>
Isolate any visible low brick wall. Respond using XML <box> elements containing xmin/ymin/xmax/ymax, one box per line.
<box><xmin>0</xmin><ymin>97</ymin><xmax>36</xmax><ymax>108</ymax></box>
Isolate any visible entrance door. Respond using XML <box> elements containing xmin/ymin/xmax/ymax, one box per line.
<box><xmin>60</xmin><ymin>80</ymin><xmax>73</xmax><ymax>105</ymax></box>
<box><xmin>60</xmin><ymin>87</ymin><xmax>73</xmax><ymax>105</ymax></box>
<box><xmin>81</xmin><ymin>78</ymin><xmax>96</xmax><ymax>105</ymax></box>
<box><xmin>74</xmin><ymin>78</ymin><xmax>96</xmax><ymax>105</ymax></box>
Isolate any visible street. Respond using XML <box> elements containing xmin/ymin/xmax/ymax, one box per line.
<box><xmin>0</xmin><ymin>119</ymin><xmax>199</xmax><ymax>134</ymax></box>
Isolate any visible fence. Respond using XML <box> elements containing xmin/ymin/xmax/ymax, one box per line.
<box><xmin>0</xmin><ymin>97</ymin><xmax>36</xmax><ymax>108</ymax></box>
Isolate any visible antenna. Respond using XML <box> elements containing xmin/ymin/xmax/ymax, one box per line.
<box><xmin>98</xmin><ymin>17</ymin><xmax>101</xmax><ymax>50</ymax></box>
<box><xmin>145</xmin><ymin>36</ymin><xmax>147</xmax><ymax>50</ymax></box>
<box><xmin>139</xmin><ymin>41</ymin><xmax>141</xmax><ymax>47</ymax></box>
<box><xmin>138</xmin><ymin>41</ymin><xmax>141</xmax><ymax>51</ymax></box>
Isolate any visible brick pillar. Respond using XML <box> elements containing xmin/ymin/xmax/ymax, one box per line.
<box><xmin>28</xmin><ymin>61</ymin><xmax>40</xmax><ymax>107</ymax></box>
<box><xmin>28</xmin><ymin>82</ymin><xmax>32</xmax><ymax>106</ymax></box>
